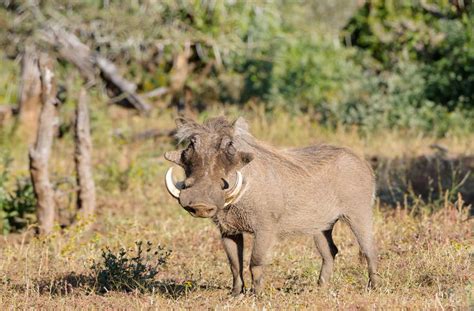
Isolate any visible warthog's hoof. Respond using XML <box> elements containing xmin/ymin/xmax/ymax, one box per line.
<box><xmin>230</xmin><ymin>288</ymin><xmax>244</xmax><ymax>297</ymax></box>
<box><xmin>229</xmin><ymin>291</ymin><xmax>245</xmax><ymax>300</ymax></box>
<box><xmin>368</xmin><ymin>274</ymin><xmax>381</xmax><ymax>289</ymax></box>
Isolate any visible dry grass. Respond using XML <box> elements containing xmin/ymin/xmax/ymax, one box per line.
<box><xmin>0</xmin><ymin>106</ymin><xmax>472</xmax><ymax>309</ymax></box>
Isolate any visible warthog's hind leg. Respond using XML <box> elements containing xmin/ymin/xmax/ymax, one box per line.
<box><xmin>347</xmin><ymin>216</ymin><xmax>380</xmax><ymax>289</ymax></box>
<box><xmin>250</xmin><ymin>231</ymin><xmax>277</xmax><ymax>295</ymax></box>
<box><xmin>222</xmin><ymin>233</ymin><xmax>245</xmax><ymax>296</ymax></box>
<box><xmin>314</xmin><ymin>226</ymin><xmax>338</xmax><ymax>285</ymax></box>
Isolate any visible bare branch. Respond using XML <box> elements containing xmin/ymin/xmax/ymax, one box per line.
<box><xmin>129</xmin><ymin>128</ymin><xmax>176</xmax><ymax>143</ymax></box>
<box><xmin>95</xmin><ymin>56</ymin><xmax>151</xmax><ymax>112</ymax></box>
<box><xmin>39</xmin><ymin>23</ymin><xmax>151</xmax><ymax>113</ymax></box>
<box><xmin>142</xmin><ymin>87</ymin><xmax>169</xmax><ymax>98</ymax></box>
<box><xmin>39</xmin><ymin>24</ymin><xmax>96</xmax><ymax>83</ymax></box>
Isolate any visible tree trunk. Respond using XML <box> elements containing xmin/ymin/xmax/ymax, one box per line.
<box><xmin>18</xmin><ymin>44</ymin><xmax>42</xmax><ymax>142</ymax></box>
<box><xmin>74</xmin><ymin>88</ymin><xmax>96</xmax><ymax>219</ymax></box>
<box><xmin>29</xmin><ymin>53</ymin><xmax>58</xmax><ymax>235</ymax></box>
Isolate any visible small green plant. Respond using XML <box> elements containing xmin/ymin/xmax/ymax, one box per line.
<box><xmin>91</xmin><ymin>241</ymin><xmax>171</xmax><ymax>293</ymax></box>
<box><xmin>0</xmin><ymin>156</ymin><xmax>37</xmax><ymax>235</ymax></box>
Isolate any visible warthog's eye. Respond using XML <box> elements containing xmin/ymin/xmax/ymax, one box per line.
<box><xmin>223</xmin><ymin>142</ymin><xmax>237</xmax><ymax>162</ymax></box>
<box><xmin>221</xmin><ymin>178</ymin><xmax>230</xmax><ymax>190</ymax></box>
<box><xmin>184</xmin><ymin>177</ymin><xmax>195</xmax><ymax>189</ymax></box>
<box><xmin>183</xmin><ymin>142</ymin><xmax>194</xmax><ymax>160</ymax></box>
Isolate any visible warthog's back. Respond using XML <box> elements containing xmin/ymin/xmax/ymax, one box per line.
<box><xmin>241</xmin><ymin>144</ymin><xmax>375</xmax><ymax>235</ymax></box>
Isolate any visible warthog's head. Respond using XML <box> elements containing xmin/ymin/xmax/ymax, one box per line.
<box><xmin>164</xmin><ymin>117</ymin><xmax>254</xmax><ymax>218</ymax></box>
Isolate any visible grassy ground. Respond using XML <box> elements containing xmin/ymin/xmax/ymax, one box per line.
<box><xmin>0</xmin><ymin>105</ymin><xmax>473</xmax><ymax>309</ymax></box>
<box><xmin>0</xmin><ymin>187</ymin><xmax>471</xmax><ymax>309</ymax></box>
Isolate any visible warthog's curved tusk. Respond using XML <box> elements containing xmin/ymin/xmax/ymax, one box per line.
<box><xmin>165</xmin><ymin>167</ymin><xmax>183</xmax><ymax>199</ymax></box>
<box><xmin>224</xmin><ymin>171</ymin><xmax>243</xmax><ymax>206</ymax></box>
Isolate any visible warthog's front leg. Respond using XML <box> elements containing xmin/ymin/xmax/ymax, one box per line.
<box><xmin>250</xmin><ymin>231</ymin><xmax>276</xmax><ymax>295</ymax></box>
<box><xmin>222</xmin><ymin>233</ymin><xmax>244</xmax><ymax>296</ymax></box>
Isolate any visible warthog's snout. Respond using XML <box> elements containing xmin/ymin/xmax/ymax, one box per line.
<box><xmin>181</xmin><ymin>203</ymin><xmax>217</xmax><ymax>218</ymax></box>
<box><xmin>176</xmin><ymin>179</ymin><xmax>221</xmax><ymax>217</ymax></box>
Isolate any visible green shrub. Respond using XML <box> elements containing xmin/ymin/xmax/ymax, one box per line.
<box><xmin>423</xmin><ymin>17</ymin><xmax>474</xmax><ymax>110</ymax></box>
<box><xmin>343</xmin><ymin>0</ymin><xmax>474</xmax><ymax>113</ymax></box>
<box><xmin>268</xmin><ymin>36</ymin><xmax>361</xmax><ymax>112</ymax></box>
<box><xmin>332</xmin><ymin>61</ymin><xmax>473</xmax><ymax>135</ymax></box>
<box><xmin>91</xmin><ymin>241</ymin><xmax>171</xmax><ymax>293</ymax></box>
<box><xmin>1</xmin><ymin>0</ymin><xmax>472</xmax><ymax>134</ymax></box>
<box><xmin>0</xmin><ymin>156</ymin><xmax>37</xmax><ymax>235</ymax></box>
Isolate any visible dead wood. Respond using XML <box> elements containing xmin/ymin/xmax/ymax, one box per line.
<box><xmin>95</xmin><ymin>56</ymin><xmax>151</xmax><ymax>112</ymax></box>
<box><xmin>142</xmin><ymin>87</ymin><xmax>169</xmax><ymax>98</ymax></box>
<box><xmin>18</xmin><ymin>43</ymin><xmax>42</xmax><ymax>140</ymax></box>
<box><xmin>39</xmin><ymin>23</ymin><xmax>151</xmax><ymax>113</ymax></box>
<box><xmin>29</xmin><ymin>53</ymin><xmax>58</xmax><ymax>235</ymax></box>
<box><xmin>40</xmin><ymin>24</ymin><xmax>96</xmax><ymax>83</ymax></box>
<box><xmin>129</xmin><ymin>128</ymin><xmax>176</xmax><ymax>143</ymax></box>
<box><xmin>74</xmin><ymin>88</ymin><xmax>96</xmax><ymax>219</ymax></box>
<box><xmin>169</xmin><ymin>42</ymin><xmax>192</xmax><ymax>94</ymax></box>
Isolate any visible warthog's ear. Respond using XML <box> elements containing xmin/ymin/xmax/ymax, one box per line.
<box><xmin>233</xmin><ymin>117</ymin><xmax>249</xmax><ymax>136</ymax></box>
<box><xmin>164</xmin><ymin>150</ymin><xmax>184</xmax><ymax>166</ymax></box>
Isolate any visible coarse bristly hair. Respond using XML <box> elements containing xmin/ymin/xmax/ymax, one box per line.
<box><xmin>174</xmin><ymin>116</ymin><xmax>235</xmax><ymax>144</ymax></box>
<box><xmin>173</xmin><ymin>116</ymin><xmax>345</xmax><ymax>175</ymax></box>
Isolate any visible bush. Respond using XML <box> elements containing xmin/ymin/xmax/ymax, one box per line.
<box><xmin>423</xmin><ymin>17</ymin><xmax>474</xmax><ymax>110</ymax></box>
<box><xmin>1</xmin><ymin>0</ymin><xmax>472</xmax><ymax>134</ymax></box>
<box><xmin>330</xmin><ymin>61</ymin><xmax>474</xmax><ymax>135</ymax></box>
<box><xmin>91</xmin><ymin>241</ymin><xmax>171</xmax><ymax>293</ymax></box>
<box><xmin>343</xmin><ymin>0</ymin><xmax>474</xmax><ymax>113</ymax></box>
<box><xmin>0</xmin><ymin>156</ymin><xmax>37</xmax><ymax>235</ymax></box>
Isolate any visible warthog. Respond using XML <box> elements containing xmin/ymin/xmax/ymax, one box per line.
<box><xmin>164</xmin><ymin>116</ymin><xmax>379</xmax><ymax>295</ymax></box>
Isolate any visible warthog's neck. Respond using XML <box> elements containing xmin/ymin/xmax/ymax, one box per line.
<box><xmin>212</xmin><ymin>203</ymin><xmax>254</xmax><ymax>235</ymax></box>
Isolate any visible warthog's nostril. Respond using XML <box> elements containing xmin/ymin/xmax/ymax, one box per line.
<box><xmin>184</xmin><ymin>206</ymin><xmax>197</xmax><ymax>214</ymax></box>
<box><xmin>184</xmin><ymin>204</ymin><xmax>216</xmax><ymax>217</ymax></box>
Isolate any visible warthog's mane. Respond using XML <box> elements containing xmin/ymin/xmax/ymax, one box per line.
<box><xmin>175</xmin><ymin>116</ymin><xmax>345</xmax><ymax>175</ymax></box>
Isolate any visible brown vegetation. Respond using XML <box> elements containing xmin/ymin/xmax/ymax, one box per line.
<box><xmin>0</xmin><ymin>110</ymin><xmax>471</xmax><ymax>309</ymax></box>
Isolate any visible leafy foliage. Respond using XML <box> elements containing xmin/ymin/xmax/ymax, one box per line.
<box><xmin>0</xmin><ymin>156</ymin><xmax>37</xmax><ymax>234</ymax></box>
<box><xmin>91</xmin><ymin>241</ymin><xmax>171</xmax><ymax>293</ymax></box>
<box><xmin>0</xmin><ymin>0</ymin><xmax>472</xmax><ymax>135</ymax></box>
<box><xmin>344</xmin><ymin>0</ymin><xmax>474</xmax><ymax>112</ymax></box>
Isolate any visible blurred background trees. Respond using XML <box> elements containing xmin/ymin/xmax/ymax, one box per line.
<box><xmin>1</xmin><ymin>0</ymin><xmax>472</xmax><ymax>135</ymax></box>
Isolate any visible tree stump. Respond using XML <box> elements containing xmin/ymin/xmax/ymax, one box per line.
<box><xmin>29</xmin><ymin>53</ymin><xmax>58</xmax><ymax>235</ymax></box>
<box><xmin>74</xmin><ymin>88</ymin><xmax>96</xmax><ymax>219</ymax></box>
